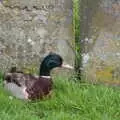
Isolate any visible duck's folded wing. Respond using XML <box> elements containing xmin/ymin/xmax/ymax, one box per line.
<box><xmin>4</xmin><ymin>72</ymin><xmax>38</xmax><ymax>88</ymax></box>
<box><xmin>4</xmin><ymin>73</ymin><xmax>27</xmax><ymax>87</ymax></box>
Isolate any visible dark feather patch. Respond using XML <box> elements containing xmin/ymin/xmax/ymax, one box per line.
<box><xmin>26</xmin><ymin>77</ymin><xmax>52</xmax><ymax>100</ymax></box>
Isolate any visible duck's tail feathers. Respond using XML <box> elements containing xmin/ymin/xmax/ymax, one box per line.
<box><xmin>10</xmin><ymin>67</ymin><xmax>17</xmax><ymax>73</ymax></box>
<box><xmin>9</xmin><ymin>67</ymin><xmax>24</xmax><ymax>73</ymax></box>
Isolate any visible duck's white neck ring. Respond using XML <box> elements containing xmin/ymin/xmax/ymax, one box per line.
<box><xmin>41</xmin><ymin>76</ymin><xmax>51</xmax><ymax>79</ymax></box>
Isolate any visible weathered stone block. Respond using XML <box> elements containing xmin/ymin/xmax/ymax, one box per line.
<box><xmin>80</xmin><ymin>0</ymin><xmax>120</xmax><ymax>85</ymax></box>
<box><xmin>0</xmin><ymin>0</ymin><xmax>74</xmax><ymax>72</ymax></box>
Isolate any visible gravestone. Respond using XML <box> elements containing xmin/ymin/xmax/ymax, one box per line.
<box><xmin>80</xmin><ymin>0</ymin><xmax>120</xmax><ymax>85</ymax></box>
<box><xmin>0</xmin><ymin>0</ymin><xmax>74</xmax><ymax>72</ymax></box>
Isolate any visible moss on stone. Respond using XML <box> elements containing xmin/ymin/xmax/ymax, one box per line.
<box><xmin>96</xmin><ymin>66</ymin><xmax>120</xmax><ymax>85</ymax></box>
<box><xmin>96</xmin><ymin>66</ymin><xmax>113</xmax><ymax>81</ymax></box>
<box><xmin>22</xmin><ymin>64</ymin><xmax>38</xmax><ymax>74</ymax></box>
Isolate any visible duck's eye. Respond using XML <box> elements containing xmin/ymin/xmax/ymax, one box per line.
<box><xmin>46</xmin><ymin>60</ymin><xmax>60</xmax><ymax>68</ymax></box>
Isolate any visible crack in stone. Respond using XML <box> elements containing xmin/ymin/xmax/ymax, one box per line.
<box><xmin>2</xmin><ymin>5</ymin><xmax>35</xmax><ymax>11</ymax></box>
<box><xmin>2</xmin><ymin>4</ymin><xmax>55</xmax><ymax>11</ymax></box>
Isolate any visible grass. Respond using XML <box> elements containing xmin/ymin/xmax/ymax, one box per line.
<box><xmin>0</xmin><ymin>74</ymin><xmax>120</xmax><ymax>120</ymax></box>
<box><xmin>73</xmin><ymin>0</ymin><xmax>82</xmax><ymax>78</ymax></box>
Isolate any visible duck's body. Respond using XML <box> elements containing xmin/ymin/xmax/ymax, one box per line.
<box><xmin>4</xmin><ymin>72</ymin><xmax>52</xmax><ymax>100</ymax></box>
<box><xmin>4</xmin><ymin>53</ymin><xmax>73</xmax><ymax>100</ymax></box>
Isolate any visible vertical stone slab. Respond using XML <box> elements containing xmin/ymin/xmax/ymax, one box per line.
<box><xmin>80</xmin><ymin>0</ymin><xmax>120</xmax><ymax>85</ymax></box>
<box><xmin>0</xmin><ymin>0</ymin><xmax>74</xmax><ymax>71</ymax></box>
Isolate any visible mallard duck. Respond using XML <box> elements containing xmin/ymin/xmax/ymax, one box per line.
<box><xmin>3</xmin><ymin>53</ymin><xmax>73</xmax><ymax>100</ymax></box>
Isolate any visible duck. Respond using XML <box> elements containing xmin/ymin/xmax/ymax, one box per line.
<box><xmin>3</xmin><ymin>53</ymin><xmax>73</xmax><ymax>100</ymax></box>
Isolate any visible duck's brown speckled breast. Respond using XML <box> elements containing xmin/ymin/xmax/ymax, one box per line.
<box><xmin>26</xmin><ymin>77</ymin><xmax>53</xmax><ymax>100</ymax></box>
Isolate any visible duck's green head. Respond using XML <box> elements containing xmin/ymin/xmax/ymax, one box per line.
<box><xmin>39</xmin><ymin>53</ymin><xmax>73</xmax><ymax>76</ymax></box>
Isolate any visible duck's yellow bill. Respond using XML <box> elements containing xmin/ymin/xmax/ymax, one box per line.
<box><xmin>61</xmin><ymin>63</ymin><xmax>74</xmax><ymax>69</ymax></box>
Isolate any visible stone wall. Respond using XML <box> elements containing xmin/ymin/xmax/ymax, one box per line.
<box><xmin>0</xmin><ymin>0</ymin><xmax>74</xmax><ymax>72</ymax></box>
<box><xmin>80</xmin><ymin>0</ymin><xmax>120</xmax><ymax>86</ymax></box>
